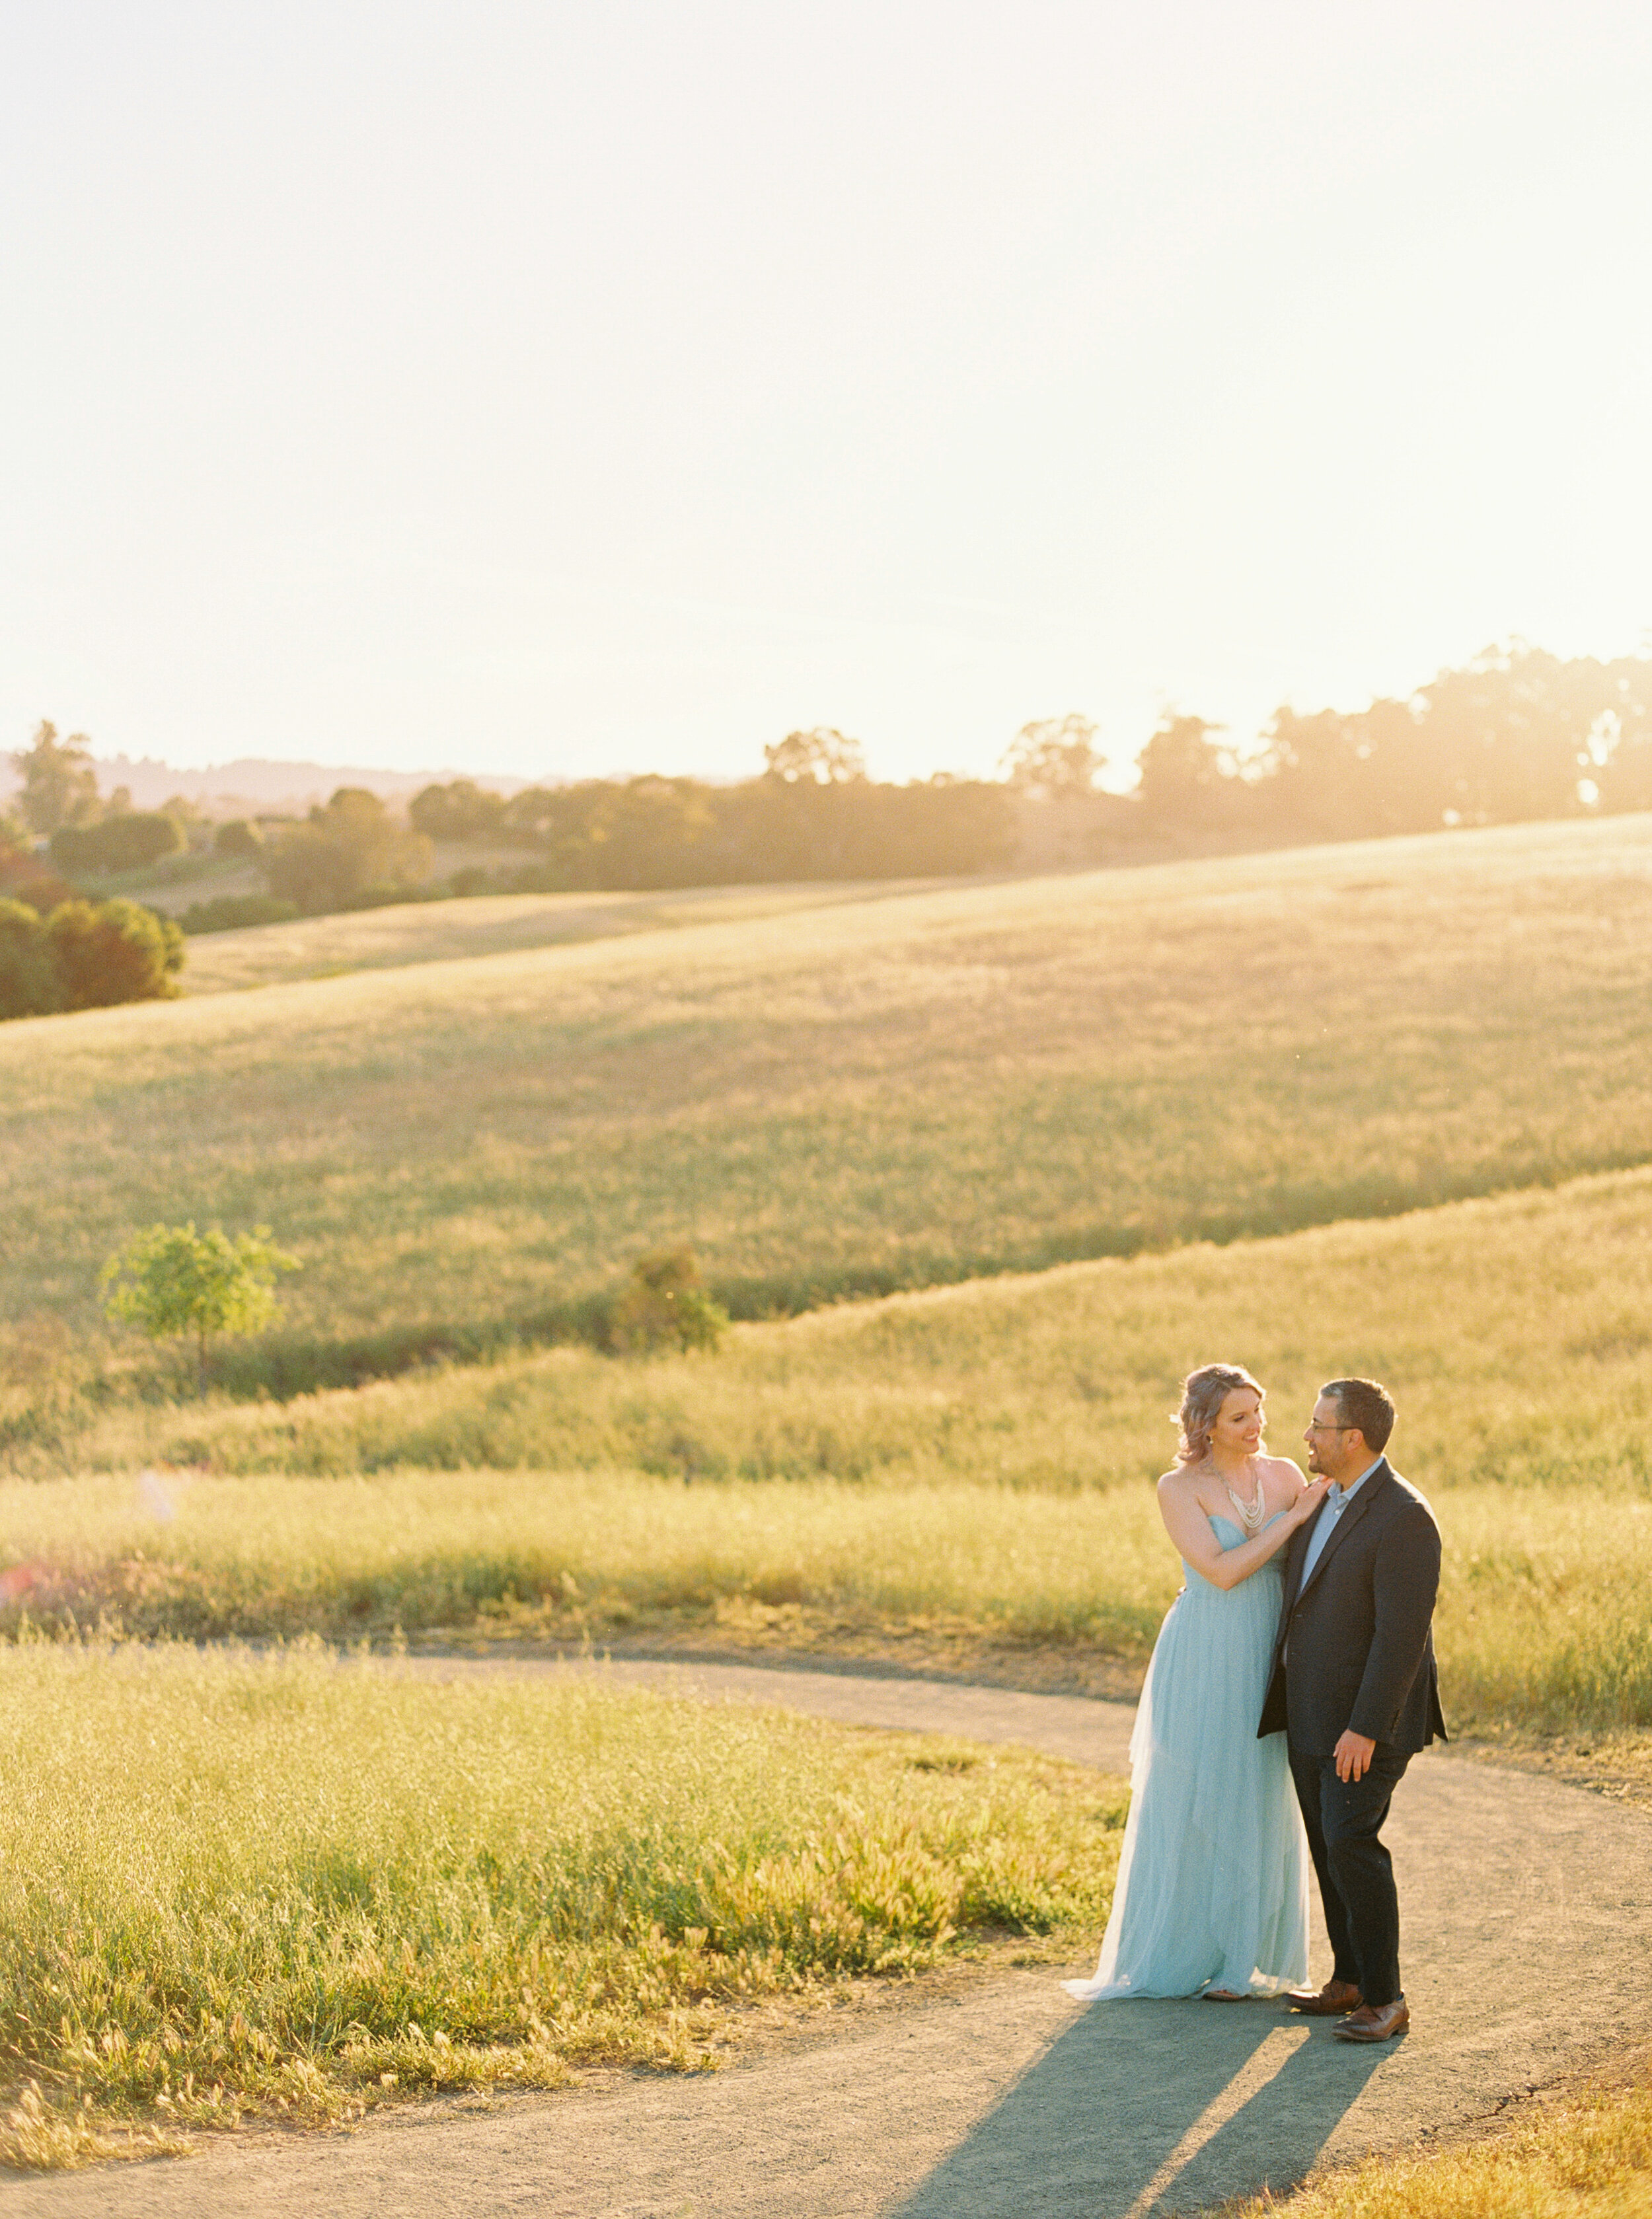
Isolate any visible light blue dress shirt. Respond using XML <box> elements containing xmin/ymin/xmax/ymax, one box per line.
<box><xmin>1298</xmin><ymin>1456</ymin><xmax>1384</xmax><ymax>1589</ymax></box>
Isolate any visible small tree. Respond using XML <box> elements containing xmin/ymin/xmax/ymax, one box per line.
<box><xmin>1135</xmin><ymin>712</ymin><xmax>1232</xmax><ymax>827</ymax></box>
<box><xmin>408</xmin><ymin>779</ymin><xmax>507</xmax><ymax>841</ymax></box>
<box><xmin>266</xmin><ymin>788</ymin><xmax>433</xmax><ymax>914</ymax></box>
<box><xmin>101</xmin><ymin>1222</ymin><xmax>301</xmax><ymax>1389</ymax></box>
<box><xmin>11</xmin><ymin>720</ymin><xmax>102</xmax><ymax>836</ymax></box>
<box><xmin>763</xmin><ymin>728</ymin><xmax>868</xmax><ymax>785</ymax></box>
<box><xmin>1000</xmin><ymin>713</ymin><xmax>1102</xmax><ymax>797</ymax></box>
<box><xmin>606</xmin><ymin>1250</ymin><xmax>729</xmax><ymax>1355</ymax></box>
<box><xmin>214</xmin><ymin>817</ymin><xmax>265</xmax><ymax>858</ymax></box>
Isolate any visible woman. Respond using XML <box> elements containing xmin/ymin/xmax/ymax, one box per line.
<box><xmin>1065</xmin><ymin>1363</ymin><xmax>1326</xmax><ymax>2002</ymax></box>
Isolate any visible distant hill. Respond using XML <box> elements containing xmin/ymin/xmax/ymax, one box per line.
<box><xmin>81</xmin><ymin>755</ymin><xmax>535</xmax><ymax>817</ymax></box>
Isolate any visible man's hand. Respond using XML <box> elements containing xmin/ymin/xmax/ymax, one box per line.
<box><xmin>1334</xmin><ymin>1729</ymin><xmax>1376</xmax><ymax>1784</ymax></box>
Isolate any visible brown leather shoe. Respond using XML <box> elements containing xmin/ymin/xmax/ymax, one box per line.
<box><xmin>1333</xmin><ymin>1998</ymin><xmax>1409</xmax><ymax>2043</ymax></box>
<box><xmin>1285</xmin><ymin>1978</ymin><xmax>1363</xmax><ymax>2017</ymax></box>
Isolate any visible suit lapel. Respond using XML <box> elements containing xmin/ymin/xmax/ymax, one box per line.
<box><xmin>1279</xmin><ymin>1515</ymin><xmax>1313</xmax><ymax>1622</ymax></box>
<box><xmin>1294</xmin><ymin>1459</ymin><xmax>1391</xmax><ymax>1607</ymax></box>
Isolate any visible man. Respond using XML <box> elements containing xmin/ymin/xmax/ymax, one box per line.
<box><xmin>1258</xmin><ymin>1378</ymin><xmax>1446</xmax><ymax>2042</ymax></box>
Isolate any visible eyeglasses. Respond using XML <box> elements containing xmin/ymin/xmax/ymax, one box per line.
<box><xmin>1304</xmin><ymin>1421</ymin><xmax>1354</xmax><ymax>1434</ymax></box>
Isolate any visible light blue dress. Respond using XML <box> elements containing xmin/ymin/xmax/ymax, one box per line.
<box><xmin>1064</xmin><ymin>1513</ymin><xmax>1309</xmax><ymax>2000</ymax></box>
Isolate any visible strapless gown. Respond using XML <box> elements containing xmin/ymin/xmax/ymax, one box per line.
<box><xmin>1064</xmin><ymin>1512</ymin><xmax>1309</xmax><ymax>2000</ymax></box>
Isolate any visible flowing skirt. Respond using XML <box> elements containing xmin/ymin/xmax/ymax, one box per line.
<box><xmin>1065</xmin><ymin>1556</ymin><xmax>1309</xmax><ymax>2000</ymax></box>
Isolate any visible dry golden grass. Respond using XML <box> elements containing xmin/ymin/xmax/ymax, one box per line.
<box><xmin>5</xmin><ymin>815</ymin><xmax>1652</xmax><ymax>1383</ymax></box>
<box><xmin>178</xmin><ymin>877</ymin><xmax>932</xmax><ymax>994</ymax></box>
<box><xmin>0</xmin><ymin>1641</ymin><xmax>1122</xmax><ymax>2167</ymax></box>
<box><xmin>42</xmin><ymin>1160</ymin><xmax>1648</xmax><ymax>1495</ymax></box>
<box><xmin>1222</xmin><ymin>2061</ymin><xmax>1652</xmax><ymax>2217</ymax></box>
<box><xmin>9</xmin><ymin>1170</ymin><xmax>1652</xmax><ymax>1735</ymax></box>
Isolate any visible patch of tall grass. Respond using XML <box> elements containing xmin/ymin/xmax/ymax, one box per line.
<box><xmin>6</xmin><ymin>817</ymin><xmax>1652</xmax><ymax>1404</ymax></box>
<box><xmin>0</xmin><ymin>1642</ymin><xmax>1123</xmax><ymax>2166</ymax></box>
<box><xmin>2</xmin><ymin>1474</ymin><xmax>1648</xmax><ymax>1735</ymax></box>
<box><xmin>20</xmin><ymin>1166</ymin><xmax>1652</xmax><ymax>1493</ymax></box>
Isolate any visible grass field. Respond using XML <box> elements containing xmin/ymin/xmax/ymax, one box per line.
<box><xmin>7</xmin><ymin>815</ymin><xmax>1652</xmax><ymax>2177</ymax></box>
<box><xmin>0</xmin><ymin>1641</ymin><xmax>1121</xmax><ymax>2165</ymax></box>
<box><xmin>177</xmin><ymin>878</ymin><xmax>936</xmax><ymax>995</ymax></box>
<box><xmin>3</xmin><ymin>1470</ymin><xmax>1645</xmax><ymax>1737</ymax></box>
<box><xmin>9</xmin><ymin>1170</ymin><xmax>1652</xmax><ymax>1735</ymax></box>
<box><xmin>31</xmin><ymin>1162</ymin><xmax>1649</xmax><ymax>1491</ymax></box>
<box><xmin>5</xmin><ymin>816</ymin><xmax>1652</xmax><ymax>1402</ymax></box>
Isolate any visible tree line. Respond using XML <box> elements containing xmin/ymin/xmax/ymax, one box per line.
<box><xmin>411</xmin><ymin>726</ymin><xmax>1016</xmax><ymax>889</ymax></box>
<box><xmin>5</xmin><ymin>644</ymin><xmax>1651</xmax><ymax>971</ymax></box>
<box><xmin>405</xmin><ymin>645</ymin><xmax>1652</xmax><ymax>891</ymax></box>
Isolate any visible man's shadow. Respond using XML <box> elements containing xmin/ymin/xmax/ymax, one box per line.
<box><xmin>891</xmin><ymin>1999</ymin><xmax>1390</xmax><ymax>2219</ymax></box>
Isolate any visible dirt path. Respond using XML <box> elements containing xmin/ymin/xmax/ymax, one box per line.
<box><xmin>7</xmin><ymin>1655</ymin><xmax>1650</xmax><ymax>2218</ymax></box>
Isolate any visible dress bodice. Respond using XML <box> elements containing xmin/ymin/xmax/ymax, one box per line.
<box><xmin>1182</xmin><ymin>1511</ymin><xmax>1287</xmax><ymax>1593</ymax></box>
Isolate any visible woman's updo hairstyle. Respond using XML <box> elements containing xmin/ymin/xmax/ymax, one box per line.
<box><xmin>1174</xmin><ymin>1363</ymin><xmax>1263</xmax><ymax>1466</ymax></box>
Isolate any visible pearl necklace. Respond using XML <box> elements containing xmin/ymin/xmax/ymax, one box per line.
<box><xmin>1221</xmin><ymin>1460</ymin><xmax>1267</xmax><ymax>1535</ymax></box>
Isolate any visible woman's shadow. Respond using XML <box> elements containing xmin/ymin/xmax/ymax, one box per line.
<box><xmin>891</xmin><ymin>1998</ymin><xmax>1390</xmax><ymax>2219</ymax></box>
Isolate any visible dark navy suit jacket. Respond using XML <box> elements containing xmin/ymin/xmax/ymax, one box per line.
<box><xmin>1258</xmin><ymin>1458</ymin><xmax>1446</xmax><ymax>1756</ymax></box>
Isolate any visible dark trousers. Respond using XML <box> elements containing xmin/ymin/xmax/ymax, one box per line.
<box><xmin>1288</xmin><ymin>1741</ymin><xmax>1411</xmax><ymax>2009</ymax></box>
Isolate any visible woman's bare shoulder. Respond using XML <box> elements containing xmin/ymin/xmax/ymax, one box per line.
<box><xmin>1156</xmin><ymin>1463</ymin><xmax>1198</xmax><ymax>1495</ymax></box>
<box><xmin>1263</xmin><ymin>1452</ymin><xmax>1309</xmax><ymax>1486</ymax></box>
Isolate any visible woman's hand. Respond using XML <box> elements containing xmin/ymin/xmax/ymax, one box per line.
<box><xmin>1291</xmin><ymin>1478</ymin><xmax>1332</xmax><ymax>1527</ymax></box>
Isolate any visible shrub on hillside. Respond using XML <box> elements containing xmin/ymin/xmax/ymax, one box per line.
<box><xmin>179</xmin><ymin>893</ymin><xmax>300</xmax><ymax>935</ymax></box>
<box><xmin>44</xmin><ymin>898</ymin><xmax>185</xmax><ymax>1011</ymax></box>
<box><xmin>0</xmin><ymin>899</ymin><xmax>60</xmax><ymax>1021</ymax></box>
<box><xmin>213</xmin><ymin>817</ymin><xmax>265</xmax><ymax>858</ymax></box>
<box><xmin>605</xmin><ymin>1250</ymin><xmax>730</xmax><ymax>1355</ymax></box>
<box><xmin>0</xmin><ymin>896</ymin><xmax>186</xmax><ymax>1019</ymax></box>
<box><xmin>49</xmin><ymin>811</ymin><xmax>185</xmax><ymax>876</ymax></box>
<box><xmin>266</xmin><ymin>788</ymin><xmax>433</xmax><ymax>914</ymax></box>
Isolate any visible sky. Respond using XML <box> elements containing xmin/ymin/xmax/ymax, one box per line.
<box><xmin>3</xmin><ymin>1</ymin><xmax>1651</xmax><ymax>790</ymax></box>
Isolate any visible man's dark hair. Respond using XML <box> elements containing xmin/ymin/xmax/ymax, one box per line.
<box><xmin>1322</xmin><ymin>1376</ymin><xmax>1396</xmax><ymax>1454</ymax></box>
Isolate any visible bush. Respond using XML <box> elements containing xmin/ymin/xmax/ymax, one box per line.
<box><xmin>178</xmin><ymin>893</ymin><xmax>300</xmax><ymax>935</ymax></box>
<box><xmin>49</xmin><ymin>811</ymin><xmax>185</xmax><ymax>876</ymax></box>
<box><xmin>0</xmin><ymin>897</ymin><xmax>185</xmax><ymax>1020</ymax></box>
<box><xmin>0</xmin><ymin>899</ymin><xmax>59</xmax><ymax>1020</ymax></box>
<box><xmin>606</xmin><ymin>1250</ymin><xmax>730</xmax><ymax>1356</ymax></box>
<box><xmin>44</xmin><ymin>899</ymin><xmax>184</xmax><ymax>1011</ymax></box>
<box><xmin>214</xmin><ymin>817</ymin><xmax>265</xmax><ymax>858</ymax></box>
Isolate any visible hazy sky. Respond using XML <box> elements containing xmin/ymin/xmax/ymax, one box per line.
<box><xmin>4</xmin><ymin>2</ymin><xmax>1651</xmax><ymax>786</ymax></box>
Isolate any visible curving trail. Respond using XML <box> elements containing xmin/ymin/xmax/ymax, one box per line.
<box><xmin>5</xmin><ymin>1653</ymin><xmax>1651</xmax><ymax>2219</ymax></box>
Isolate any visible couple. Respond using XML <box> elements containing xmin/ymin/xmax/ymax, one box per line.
<box><xmin>1065</xmin><ymin>1364</ymin><xmax>1445</xmax><ymax>2043</ymax></box>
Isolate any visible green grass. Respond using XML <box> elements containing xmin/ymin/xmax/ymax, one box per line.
<box><xmin>3</xmin><ymin>1470</ymin><xmax>1645</xmax><ymax>1738</ymax></box>
<box><xmin>6</xmin><ymin>815</ymin><xmax>1652</xmax><ymax>1400</ymax></box>
<box><xmin>0</xmin><ymin>1640</ymin><xmax>1123</xmax><ymax>2166</ymax></box>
